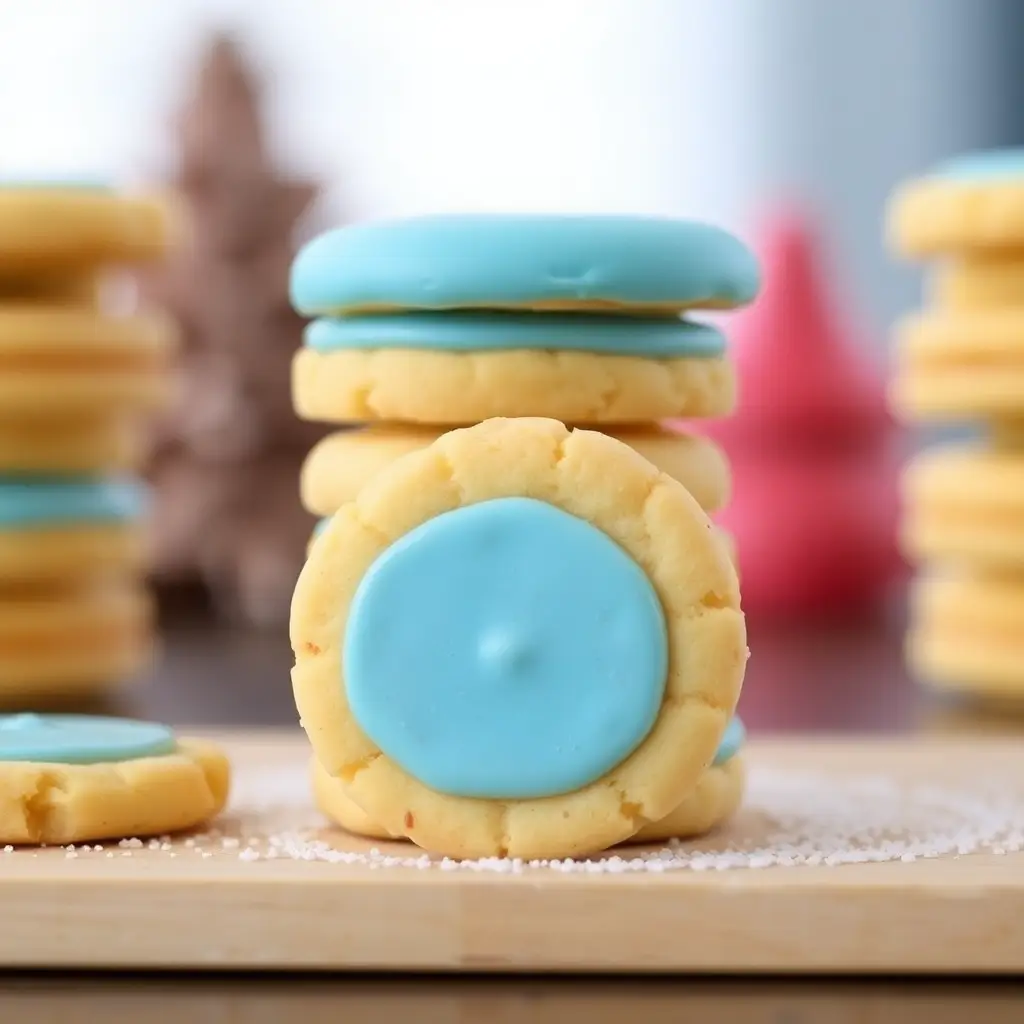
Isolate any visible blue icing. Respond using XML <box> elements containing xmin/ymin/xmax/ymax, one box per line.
<box><xmin>344</xmin><ymin>497</ymin><xmax>668</xmax><ymax>800</ymax></box>
<box><xmin>712</xmin><ymin>717</ymin><xmax>745</xmax><ymax>766</ymax></box>
<box><xmin>0</xmin><ymin>477</ymin><xmax>148</xmax><ymax>528</ymax></box>
<box><xmin>0</xmin><ymin>713</ymin><xmax>177</xmax><ymax>764</ymax></box>
<box><xmin>291</xmin><ymin>214</ymin><xmax>760</xmax><ymax>315</ymax></box>
<box><xmin>932</xmin><ymin>149</ymin><xmax>1024</xmax><ymax>182</ymax></box>
<box><xmin>305</xmin><ymin>311</ymin><xmax>725</xmax><ymax>358</ymax></box>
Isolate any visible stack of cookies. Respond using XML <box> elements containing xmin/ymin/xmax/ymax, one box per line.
<box><xmin>890</xmin><ymin>150</ymin><xmax>1024</xmax><ymax>701</ymax></box>
<box><xmin>287</xmin><ymin>214</ymin><xmax>757</xmax><ymax>860</ymax></box>
<box><xmin>0</xmin><ymin>183</ymin><xmax>173</xmax><ymax>704</ymax></box>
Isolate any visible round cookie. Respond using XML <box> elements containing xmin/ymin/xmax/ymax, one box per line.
<box><xmin>0</xmin><ymin>306</ymin><xmax>173</xmax><ymax>419</ymax></box>
<box><xmin>0</xmin><ymin>184</ymin><xmax>169</xmax><ymax>274</ymax></box>
<box><xmin>888</xmin><ymin>149</ymin><xmax>1024</xmax><ymax>256</ymax></box>
<box><xmin>931</xmin><ymin>255</ymin><xmax>1024</xmax><ymax>312</ymax></box>
<box><xmin>291</xmin><ymin>417</ymin><xmax>746</xmax><ymax>860</ymax></box>
<box><xmin>313</xmin><ymin>717</ymin><xmax>746</xmax><ymax>846</ymax></box>
<box><xmin>290</xmin><ymin>214</ymin><xmax>760</xmax><ymax>316</ymax></box>
<box><xmin>301</xmin><ymin>423</ymin><xmax>732</xmax><ymax>517</ymax></box>
<box><xmin>293</xmin><ymin>345</ymin><xmax>734</xmax><ymax>426</ymax></box>
<box><xmin>0</xmin><ymin>478</ymin><xmax>147</xmax><ymax>583</ymax></box>
<box><xmin>890</xmin><ymin>310</ymin><xmax>1024</xmax><ymax>421</ymax></box>
<box><xmin>0</xmin><ymin>584</ymin><xmax>153</xmax><ymax>700</ymax></box>
<box><xmin>0</xmin><ymin>419</ymin><xmax>144</xmax><ymax>474</ymax></box>
<box><xmin>902</xmin><ymin>444</ymin><xmax>1024</xmax><ymax>569</ymax></box>
<box><xmin>0</xmin><ymin>713</ymin><xmax>229</xmax><ymax>844</ymax></box>
<box><xmin>908</xmin><ymin>573</ymin><xmax>1024</xmax><ymax>698</ymax></box>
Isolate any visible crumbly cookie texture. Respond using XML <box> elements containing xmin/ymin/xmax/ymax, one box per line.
<box><xmin>301</xmin><ymin>424</ymin><xmax>732</xmax><ymax>516</ymax></box>
<box><xmin>0</xmin><ymin>739</ymin><xmax>230</xmax><ymax>845</ymax></box>
<box><xmin>292</xmin><ymin>348</ymin><xmax>735</xmax><ymax>425</ymax></box>
<box><xmin>311</xmin><ymin>754</ymin><xmax>744</xmax><ymax>847</ymax></box>
<box><xmin>628</xmin><ymin>757</ymin><xmax>744</xmax><ymax>843</ymax></box>
<box><xmin>291</xmin><ymin>417</ymin><xmax>746</xmax><ymax>861</ymax></box>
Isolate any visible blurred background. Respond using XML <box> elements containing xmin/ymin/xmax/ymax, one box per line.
<box><xmin>2</xmin><ymin>0</ymin><xmax>1022</xmax><ymax>734</ymax></box>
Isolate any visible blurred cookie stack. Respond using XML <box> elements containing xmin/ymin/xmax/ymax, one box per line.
<box><xmin>889</xmin><ymin>150</ymin><xmax>1024</xmax><ymax>702</ymax></box>
<box><xmin>290</xmin><ymin>215</ymin><xmax>760</xmax><ymax>567</ymax></box>
<box><xmin>0</xmin><ymin>183</ymin><xmax>174</xmax><ymax>704</ymax></box>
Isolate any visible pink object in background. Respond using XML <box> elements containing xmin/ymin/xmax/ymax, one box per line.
<box><xmin>685</xmin><ymin>209</ymin><xmax>904</xmax><ymax>619</ymax></box>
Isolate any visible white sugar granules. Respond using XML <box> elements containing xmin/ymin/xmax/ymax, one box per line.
<box><xmin>28</xmin><ymin>760</ymin><xmax>1024</xmax><ymax>874</ymax></box>
<box><xmin>209</xmin><ymin>762</ymin><xmax>1024</xmax><ymax>874</ymax></box>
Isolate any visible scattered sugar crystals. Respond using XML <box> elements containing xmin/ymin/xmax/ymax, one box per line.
<box><xmin>13</xmin><ymin>759</ymin><xmax>1024</xmax><ymax>873</ymax></box>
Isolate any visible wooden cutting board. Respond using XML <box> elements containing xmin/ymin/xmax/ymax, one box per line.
<box><xmin>2</xmin><ymin>731</ymin><xmax>1023</xmax><ymax>973</ymax></box>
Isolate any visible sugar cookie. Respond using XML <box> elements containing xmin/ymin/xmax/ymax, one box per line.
<box><xmin>0</xmin><ymin>184</ymin><xmax>169</xmax><ymax>273</ymax></box>
<box><xmin>293</xmin><ymin>346</ymin><xmax>734</xmax><ymax>426</ymax></box>
<box><xmin>931</xmin><ymin>255</ymin><xmax>1024</xmax><ymax>312</ymax></box>
<box><xmin>0</xmin><ymin>418</ymin><xmax>144</xmax><ymax>474</ymax></box>
<box><xmin>290</xmin><ymin>214</ymin><xmax>759</xmax><ymax>316</ymax></box>
<box><xmin>890</xmin><ymin>310</ymin><xmax>1024</xmax><ymax>420</ymax></box>
<box><xmin>0</xmin><ymin>478</ymin><xmax>147</xmax><ymax>583</ymax></box>
<box><xmin>301</xmin><ymin>423</ymin><xmax>731</xmax><ymax>517</ymax></box>
<box><xmin>291</xmin><ymin>417</ymin><xmax>746</xmax><ymax>860</ymax></box>
<box><xmin>902</xmin><ymin>444</ymin><xmax>1024</xmax><ymax>568</ymax></box>
<box><xmin>0</xmin><ymin>584</ymin><xmax>153</xmax><ymax>700</ymax></box>
<box><xmin>0</xmin><ymin>306</ymin><xmax>173</xmax><ymax>418</ymax></box>
<box><xmin>908</xmin><ymin>573</ymin><xmax>1024</xmax><ymax>697</ymax></box>
<box><xmin>888</xmin><ymin>149</ymin><xmax>1024</xmax><ymax>256</ymax></box>
<box><xmin>313</xmin><ymin>717</ymin><xmax>746</xmax><ymax>845</ymax></box>
<box><xmin>0</xmin><ymin>713</ymin><xmax>228</xmax><ymax>844</ymax></box>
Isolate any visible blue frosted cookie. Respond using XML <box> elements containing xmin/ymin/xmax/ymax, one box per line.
<box><xmin>291</xmin><ymin>418</ymin><xmax>746</xmax><ymax>860</ymax></box>
<box><xmin>291</xmin><ymin>213</ymin><xmax>759</xmax><ymax>316</ymax></box>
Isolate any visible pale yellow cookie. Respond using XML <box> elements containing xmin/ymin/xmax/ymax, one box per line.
<box><xmin>291</xmin><ymin>417</ymin><xmax>746</xmax><ymax>860</ymax></box>
<box><xmin>627</xmin><ymin>755</ymin><xmax>745</xmax><ymax>843</ymax></box>
<box><xmin>0</xmin><ymin>417</ymin><xmax>145</xmax><ymax>474</ymax></box>
<box><xmin>0</xmin><ymin>738</ymin><xmax>229</xmax><ymax>845</ymax></box>
<box><xmin>890</xmin><ymin>311</ymin><xmax>1024</xmax><ymax>420</ymax></box>
<box><xmin>888</xmin><ymin>173</ymin><xmax>1024</xmax><ymax>256</ymax></box>
<box><xmin>301</xmin><ymin>423</ymin><xmax>731</xmax><ymax>517</ymax></box>
<box><xmin>311</xmin><ymin>756</ymin><xmax>396</xmax><ymax>840</ymax></box>
<box><xmin>0</xmin><ymin>583</ymin><xmax>153</xmax><ymax>701</ymax></box>
<box><xmin>907</xmin><ymin>572</ymin><xmax>1024</xmax><ymax>697</ymax></box>
<box><xmin>311</xmin><ymin>754</ymin><xmax>745</xmax><ymax>846</ymax></box>
<box><xmin>292</xmin><ymin>348</ymin><xmax>735</xmax><ymax>426</ymax></box>
<box><xmin>0</xmin><ymin>188</ymin><xmax>170</xmax><ymax>273</ymax></box>
<box><xmin>931</xmin><ymin>255</ymin><xmax>1024</xmax><ymax>312</ymax></box>
<box><xmin>902</xmin><ymin>443</ymin><xmax>1024</xmax><ymax>569</ymax></box>
<box><xmin>0</xmin><ymin>306</ymin><xmax>174</xmax><ymax>419</ymax></box>
<box><xmin>0</xmin><ymin>524</ymin><xmax>143</xmax><ymax>584</ymax></box>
